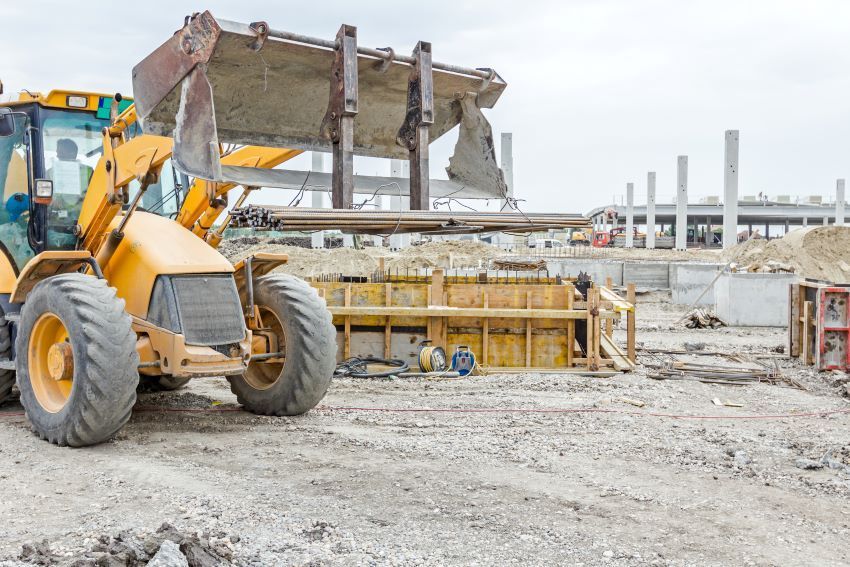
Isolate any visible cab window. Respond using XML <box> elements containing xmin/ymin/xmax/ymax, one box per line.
<box><xmin>0</xmin><ymin>113</ymin><xmax>34</xmax><ymax>269</ymax></box>
<box><xmin>41</xmin><ymin>108</ymin><xmax>109</xmax><ymax>249</ymax></box>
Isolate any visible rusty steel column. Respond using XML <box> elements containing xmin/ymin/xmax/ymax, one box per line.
<box><xmin>397</xmin><ymin>41</ymin><xmax>434</xmax><ymax>210</ymax></box>
<box><xmin>321</xmin><ymin>25</ymin><xmax>358</xmax><ymax>209</ymax></box>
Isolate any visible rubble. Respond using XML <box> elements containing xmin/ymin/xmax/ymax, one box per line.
<box><xmin>13</xmin><ymin>524</ymin><xmax>233</xmax><ymax>567</ymax></box>
<box><xmin>683</xmin><ymin>308</ymin><xmax>727</xmax><ymax>329</ymax></box>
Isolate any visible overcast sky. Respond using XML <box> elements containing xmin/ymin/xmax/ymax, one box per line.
<box><xmin>3</xmin><ymin>0</ymin><xmax>849</xmax><ymax>214</ymax></box>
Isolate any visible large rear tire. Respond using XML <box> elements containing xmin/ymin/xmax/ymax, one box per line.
<box><xmin>16</xmin><ymin>274</ymin><xmax>138</xmax><ymax>447</ymax></box>
<box><xmin>228</xmin><ymin>274</ymin><xmax>336</xmax><ymax>416</ymax></box>
<box><xmin>0</xmin><ymin>308</ymin><xmax>14</xmax><ymax>405</ymax></box>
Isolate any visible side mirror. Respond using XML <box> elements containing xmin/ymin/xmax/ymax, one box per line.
<box><xmin>33</xmin><ymin>179</ymin><xmax>53</xmax><ymax>206</ymax></box>
<box><xmin>0</xmin><ymin>108</ymin><xmax>15</xmax><ymax>138</ymax></box>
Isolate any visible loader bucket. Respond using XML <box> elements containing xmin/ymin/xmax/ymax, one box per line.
<box><xmin>132</xmin><ymin>11</ymin><xmax>508</xmax><ymax>199</ymax></box>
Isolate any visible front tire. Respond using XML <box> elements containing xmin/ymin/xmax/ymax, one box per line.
<box><xmin>228</xmin><ymin>274</ymin><xmax>336</xmax><ymax>416</ymax></box>
<box><xmin>16</xmin><ymin>274</ymin><xmax>138</xmax><ymax>447</ymax></box>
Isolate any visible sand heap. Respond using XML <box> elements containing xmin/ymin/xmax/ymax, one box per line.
<box><xmin>386</xmin><ymin>240</ymin><xmax>501</xmax><ymax>271</ymax></box>
<box><xmin>723</xmin><ymin>226</ymin><xmax>850</xmax><ymax>282</ymax></box>
<box><xmin>219</xmin><ymin>237</ymin><xmax>379</xmax><ymax>277</ymax></box>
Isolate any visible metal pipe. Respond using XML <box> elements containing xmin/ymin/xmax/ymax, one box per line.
<box><xmin>265</xmin><ymin>27</ymin><xmax>493</xmax><ymax>80</ymax></box>
<box><xmin>251</xmin><ymin>351</ymin><xmax>285</xmax><ymax>362</ymax></box>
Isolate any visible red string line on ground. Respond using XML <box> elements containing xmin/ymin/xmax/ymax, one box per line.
<box><xmin>0</xmin><ymin>406</ymin><xmax>848</xmax><ymax>421</ymax></box>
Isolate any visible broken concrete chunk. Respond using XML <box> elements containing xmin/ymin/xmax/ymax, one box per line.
<box><xmin>148</xmin><ymin>540</ymin><xmax>189</xmax><ymax>567</ymax></box>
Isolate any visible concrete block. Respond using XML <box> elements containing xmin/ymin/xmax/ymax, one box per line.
<box><xmin>623</xmin><ymin>262</ymin><xmax>669</xmax><ymax>290</ymax></box>
<box><xmin>670</xmin><ymin>263</ymin><xmax>723</xmax><ymax>305</ymax></box>
<box><xmin>714</xmin><ymin>272</ymin><xmax>799</xmax><ymax>327</ymax></box>
<box><xmin>546</xmin><ymin>260</ymin><xmax>623</xmax><ymax>286</ymax></box>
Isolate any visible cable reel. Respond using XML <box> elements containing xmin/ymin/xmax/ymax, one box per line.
<box><xmin>418</xmin><ymin>340</ymin><xmax>447</xmax><ymax>372</ymax></box>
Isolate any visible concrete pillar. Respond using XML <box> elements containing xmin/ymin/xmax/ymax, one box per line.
<box><xmin>824</xmin><ymin>216</ymin><xmax>829</xmax><ymax>226</ymax></box>
<box><xmin>722</xmin><ymin>130</ymin><xmax>739</xmax><ymax>249</ymax></box>
<box><xmin>311</xmin><ymin>152</ymin><xmax>325</xmax><ymax>249</ymax></box>
<box><xmin>803</xmin><ymin>216</ymin><xmax>808</xmax><ymax>228</ymax></box>
<box><xmin>765</xmin><ymin>223</ymin><xmax>769</xmax><ymax>239</ymax></box>
<box><xmin>645</xmin><ymin>172</ymin><xmax>656</xmax><ymax>249</ymax></box>
<box><xmin>836</xmin><ymin>178</ymin><xmax>846</xmax><ymax>226</ymax></box>
<box><xmin>625</xmin><ymin>182</ymin><xmax>634</xmax><ymax>248</ymax></box>
<box><xmin>675</xmin><ymin>155</ymin><xmax>688</xmax><ymax>250</ymax></box>
<box><xmin>784</xmin><ymin>218</ymin><xmax>789</xmax><ymax>234</ymax></box>
<box><xmin>389</xmin><ymin>160</ymin><xmax>410</xmax><ymax>249</ymax></box>
<box><xmin>706</xmin><ymin>216</ymin><xmax>711</xmax><ymax>246</ymax></box>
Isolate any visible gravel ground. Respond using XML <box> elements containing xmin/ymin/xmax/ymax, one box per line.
<box><xmin>0</xmin><ymin>296</ymin><xmax>848</xmax><ymax>566</ymax></box>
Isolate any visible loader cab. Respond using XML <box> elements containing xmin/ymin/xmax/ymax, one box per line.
<box><xmin>0</xmin><ymin>90</ymin><xmax>187</xmax><ymax>274</ymax></box>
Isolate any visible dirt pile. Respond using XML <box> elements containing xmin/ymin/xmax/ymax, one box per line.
<box><xmin>386</xmin><ymin>240</ymin><xmax>500</xmax><ymax>271</ymax></box>
<box><xmin>218</xmin><ymin>237</ymin><xmax>379</xmax><ymax>278</ymax></box>
<box><xmin>219</xmin><ymin>237</ymin><xmax>504</xmax><ymax>276</ymax></box>
<box><xmin>723</xmin><ymin>226</ymin><xmax>850</xmax><ymax>282</ymax></box>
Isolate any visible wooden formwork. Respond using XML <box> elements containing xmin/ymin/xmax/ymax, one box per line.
<box><xmin>789</xmin><ymin>280</ymin><xmax>850</xmax><ymax>371</ymax></box>
<box><xmin>310</xmin><ymin>269</ymin><xmax>636</xmax><ymax>373</ymax></box>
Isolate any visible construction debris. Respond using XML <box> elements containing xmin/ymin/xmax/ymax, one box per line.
<box><xmin>683</xmin><ymin>308</ymin><xmax>727</xmax><ymax>329</ymax></box>
<box><xmin>645</xmin><ymin>357</ymin><xmax>804</xmax><ymax>388</ymax></box>
<box><xmin>789</xmin><ymin>280</ymin><xmax>850</xmax><ymax>371</ymax></box>
<box><xmin>491</xmin><ymin>258</ymin><xmax>548</xmax><ymax>271</ymax></box>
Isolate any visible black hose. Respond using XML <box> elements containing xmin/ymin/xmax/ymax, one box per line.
<box><xmin>335</xmin><ymin>356</ymin><xmax>410</xmax><ymax>379</ymax></box>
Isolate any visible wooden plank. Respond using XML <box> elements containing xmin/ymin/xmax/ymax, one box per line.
<box><xmin>565</xmin><ymin>284</ymin><xmax>575</xmax><ymax>368</ymax></box>
<box><xmin>325</xmin><ymin>305</ymin><xmax>620</xmax><ymax>319</ymax></box>
<box><xmin>344</xmin><ymin>284</ymin><xmax>352</xmax><ymax>359</ymax></box>
<box><xmin>431</xmin><ymin>270</ymin><xmax>444</xmax><ymax>348</ymax></box>
<box><xmin>802</xmin><ymin>300</ymin><xmax>812</xmax><ymax>366</ymax></box>
<box><xmin>789</xmin><ymin>283</ymin><xmax>800</xmax><ymax>358</ymax></box>
<box><xmin>626</xmin><ymin>283</ymin><xmax>636</xmax><ymax>363</ymax></box>
<box><xmin>426</xmin><ymin>285</ymin><xmax>432</xmax><ymax>339</ymax></box>
<box><xmin>442</xmin><ymin>290</ymin><xmax>449</xmax><ymax>351</ymax></box>
<box><xmin>526</xmin><ymin>291</ymin><xmax>533</xmax><ymax>367</ymax></box>
<box><xmin>483</xmin><ymin>367</ymin><xmax>620</xmax><ymax>377</ymax></box>
<box><xmin>384</xmin><ymin>283</ymin><xmax>392</xmax><ymax>359</ymax></box>
<box><xmin>600</xmin><ymin>334</ymin><xmax>635</xmax><ymax>371</ymax></box>
<box><xmin>605</xmin><ymin>277</ymin><xmax>613</xmax><ymax>338</ymax></box>
<box><xmin>587</xmin><ymin>288</ymin><xmax>602</xmax><ymax>371</ymax></box>
<box><xmin>482</xmin><ymin>290</ymin><xmax>489</xmax><ymax>365</ymax></box>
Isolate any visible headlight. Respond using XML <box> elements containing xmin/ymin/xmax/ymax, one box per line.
<box><xmin>33</xmin><ymin>179</ymin><xmax>53</xmax><ymax>204</ymax></box>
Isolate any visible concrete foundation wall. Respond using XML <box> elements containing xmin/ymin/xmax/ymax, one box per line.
<box><xmin>714</xmin><ymin>273</ymin><xmax>798</xmax><ymax>327</ymax></box>
<box><xmin>623</xmin><ymin>263</ymin><xmax>670</xmax><ymax>290</ymax></box>
<box><xmin>670</xmin><ymin>263</ymin><xmax>724</xmax><ymax>305</ymax></box>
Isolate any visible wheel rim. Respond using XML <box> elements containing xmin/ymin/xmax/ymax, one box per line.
<box><xmin>245</xmin><ymin>306</ymin><xmax>286</xmax><ymax>390</ymax></box>
<box><xmin>28</xmin><ymin>312</ymin><xmax>73</xmax><ymax>413</ymax></box>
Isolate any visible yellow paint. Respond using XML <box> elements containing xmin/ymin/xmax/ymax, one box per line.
<box><xmin>9</xmin><ymin>251</ymin><xmax>92</xmax><ymax>303</ymax></box>
<box><xmin>28</xmin><ymin>312</ymin><xmax>72</xmax><ymax>413</ymax></box>
<box><xmin>78</xmin><ymin>134</ymin><xmax>174</xmax><ymax>248</ymax></box>
<box><xmin>178</xmin><ymin>146</ymin><xmax>302</xmax><ymax>236</ymax></box>
<box><xmin>4</xmin><ymin>90</ymin><xmax>130</xmax><ymax>112</ymax></box>
<box><xmin>3</xmin><ymin>151</ymin><xmax>27</xmax><ymax>201</ymax></box>
<box><xmin>103</xmin><ymin>212</ymin><xmax>233</xmax><ymax>318</ymax></box>
<box><xmin>0</xmin><ymin>253</ymin><xmax>17</xmax><ymax>294</ymax></box>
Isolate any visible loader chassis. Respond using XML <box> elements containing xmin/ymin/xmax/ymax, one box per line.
<box><xmin>0</xmin><ymin>10</ymin><xmax>504</xmax><ymax>446</ymax></box>
<box><xmin>0</xmin><ymin>91</ymin><xmax>334</xmax><ymax>445</ymax></box>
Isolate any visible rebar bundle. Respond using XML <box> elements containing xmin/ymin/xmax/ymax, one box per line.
<box><xmin>228</xmin><ymin>206</ymin><xmax>590</xmax><ymax>235</ymax></box>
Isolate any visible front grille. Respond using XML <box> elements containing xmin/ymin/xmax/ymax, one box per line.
<box><xmin>171</xmin><ymin>275</ymin><xmax>246</xmax><ymax>346</ymax></box>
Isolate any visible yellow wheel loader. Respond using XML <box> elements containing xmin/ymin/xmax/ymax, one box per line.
<box><xmin>0</xmin><ymin>11</ymin><xmax>505</xmax><ymax>446</ymax></box>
